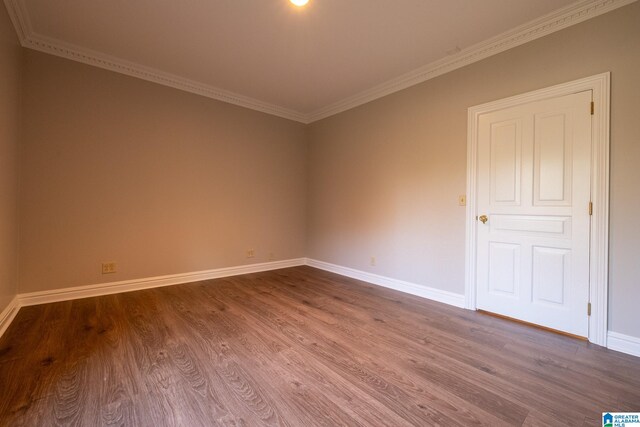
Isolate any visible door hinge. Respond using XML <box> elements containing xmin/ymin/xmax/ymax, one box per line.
<box><xmin>587</xmin><ymin>302</ymin><xmax>592</xmax><ymax>316</ymax></box>
<box><xmin>588</xmin><ymin>201</ymin><xmax>593</xmax><ymax>216</ymax></box>
<box><xmin>590</xmin><ymin>101</ymin><xmax>595</xmax><ymax>115</ymax></box>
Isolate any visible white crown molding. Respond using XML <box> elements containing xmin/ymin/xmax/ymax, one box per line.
<box><xmin>2</xmin><ymin>0</ymin><xmax>307</xmax><ymax>124</ymax></box>
<box><xmin>2</xmin><ymin>0</ymin><xmax>637</xmax><ymax>122</ymax></box>
<box><xmin>2</xmin><ymin>0</ymin><xmax>29</xmax><ymax>41</ymax></box>
<box><xmin>306</xmin><ymin>0</ymin><xmax>637</xmax><ymax>123</ymax></box>
<box><xmin>306</xmin><ymin>258</ymin><xmax>466</xmax><ymax>308</ymax></box>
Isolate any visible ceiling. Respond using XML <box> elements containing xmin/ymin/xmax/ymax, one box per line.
<box><xmin>4</xmin><ymin>0</ymin><xmax>632</xmax><ymax>122</ymax></box>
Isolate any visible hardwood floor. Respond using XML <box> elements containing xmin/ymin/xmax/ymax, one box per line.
<box><xmin>1</xmin><ymin>266</ymin><xmax>638</xmax><ymax>426</ymax></box>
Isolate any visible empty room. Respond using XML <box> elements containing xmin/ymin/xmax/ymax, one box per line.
<box><xmin>1</xmin><ymin>0</ymin><xmax>639</xmax><ymax>425</ymax></box>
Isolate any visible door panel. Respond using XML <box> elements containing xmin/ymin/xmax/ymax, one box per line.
<box><xmin>488</xmin><ymin>242</ymin><xmax>520</xmax><ymax>296</ymax></box>
<box><xmin>534</xmin><ymin>112</ymin><xmax>572</xmax><ymax>205</ymax></box>
<box><xmin>532</xmin><ymin>246</ymin><xmax>570</xmax><ymax>305</ymax></box>
<box><xmin>490</xmin><ymin>120</ymin><xmax>522</xmax><ymax>205</ymax></box>
<box><xmin>476</xmin><ymin>90</ymin><xmax>592</xmax><ymax>337</ymax></box>
<box><xmin>490</xmin><ymin>215</ymin><xmax>571</xmax><ymax>238</ymax></box>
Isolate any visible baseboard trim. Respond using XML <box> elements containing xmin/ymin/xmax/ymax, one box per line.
<box><xmin>3</xmin><ymin>259</ymin><xmax>638</xmax><ymax>359</ymax></box>
<box><xmin>305</xmin><ymin>258</ymin><xmax>466</xmax><ymax>308</ymax></box>
<box><xmin>18</xmin><ymin>258</ymin><xmax>306</xmax><ymax>307</ymax></box>
<box><xmin>607</xmin><ymin>331</ymin><xmax>640</xmax><ymax>358</ymax></box>
<box><xmin>0</xmin><ymin>295</ymin><xmax>20</xmax><ymax>339</ymax></box>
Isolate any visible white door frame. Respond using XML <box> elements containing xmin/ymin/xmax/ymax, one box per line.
<box><xmin>464</xmin><ymin>73</ymin><xmax>610</xmax><ymax>346</ymax></box>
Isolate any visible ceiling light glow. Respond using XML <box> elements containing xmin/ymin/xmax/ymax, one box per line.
<box><xmin>290</xmin><ymin>0</ymin><xmax>309</xmax><ymax>6</ymax></box>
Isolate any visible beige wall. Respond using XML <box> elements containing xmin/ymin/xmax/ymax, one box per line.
<box><xmin>10</xmin><ymin>3</ymin><xmax>640</xmax><ymax>339</ymax></box>
<box><xmin>0</xmin><ymin>6</ymin><xmax>21</xmax><ymax>312</ymax></box>
<box><xmin>307</xmin><ymin>2</ymin><xmax>640</xmax><ymax>338</ymax></box>
<box><xmin>19</xmin><ymin>51</ymin><xmax>307</xmax><ymax>293</ymax></box>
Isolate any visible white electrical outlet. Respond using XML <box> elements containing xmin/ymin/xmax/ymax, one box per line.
<box><xmin>101</xmin><ymin>262</ymin><xmax>116</xmax><ymax>274</ymax></box>
<box><xmin>370</xmin><ymin>256</ymin><xmax>376</xmax><ymax>266</ymax></box>
<box><xmin>246</xmin><ymin>249</ymin><xmax>255</xmax><ymax>258</ymax></box>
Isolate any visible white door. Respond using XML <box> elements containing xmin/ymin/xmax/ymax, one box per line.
<box><xmin>476</xmin><ymin>90</ymin><xmax>592</xmax><ymax>337</ymax></box>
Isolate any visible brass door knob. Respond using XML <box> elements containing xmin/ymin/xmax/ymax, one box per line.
<box><xmin>479</xmin><ymin>215</ymin><xmax>488</xmax><ymax>224</ymax></box>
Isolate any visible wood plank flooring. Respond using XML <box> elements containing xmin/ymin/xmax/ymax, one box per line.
<box><xmin>0</xmin><ymin>266</ymin><xmax>638</xmax><ymax>426</ymax></box>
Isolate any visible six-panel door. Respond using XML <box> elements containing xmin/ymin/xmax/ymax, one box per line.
<box><xmin>476</xmin><ymin>90</ymin><xmax>592</xmax><ymax>337</ymax></box>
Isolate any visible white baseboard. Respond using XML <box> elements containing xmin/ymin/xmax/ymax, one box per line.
<box><xmin>305</xmin><ymin>258</ymin><xmax>466</xmax><ymax>308</ymax></box>
<box><xmin>607</xmin><ymin>331</ymin><xmax>640</xmax><ymax>358</ymax></box>
<box><xmin>0</xmin><ymin>295</ymin><xmax>20</xmax><ymax>338</ymax></box>
<box><xmin>0</xmin><ymin>259</ymin><xmax>304</xmax><ymax>339</ymax></box>
<box><xmin>3</xmin><ymin>258</ymin><xmax>639</xmax><ymax>360</ymax></box>
<box><xmin>18</xmin><ymin>258</ymin><xmax>306</xmax><ymax>307</ymax></box>
<box><xmin>305</xmin><ymin>259</ymin><xmax>640</xmax><ymax>358</ymax></box>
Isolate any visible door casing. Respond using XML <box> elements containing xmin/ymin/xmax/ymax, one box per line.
<box><xmin>464</xmin><ymin>73</ymin><xmax>610</xmax><ymax>346</ymax></box>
